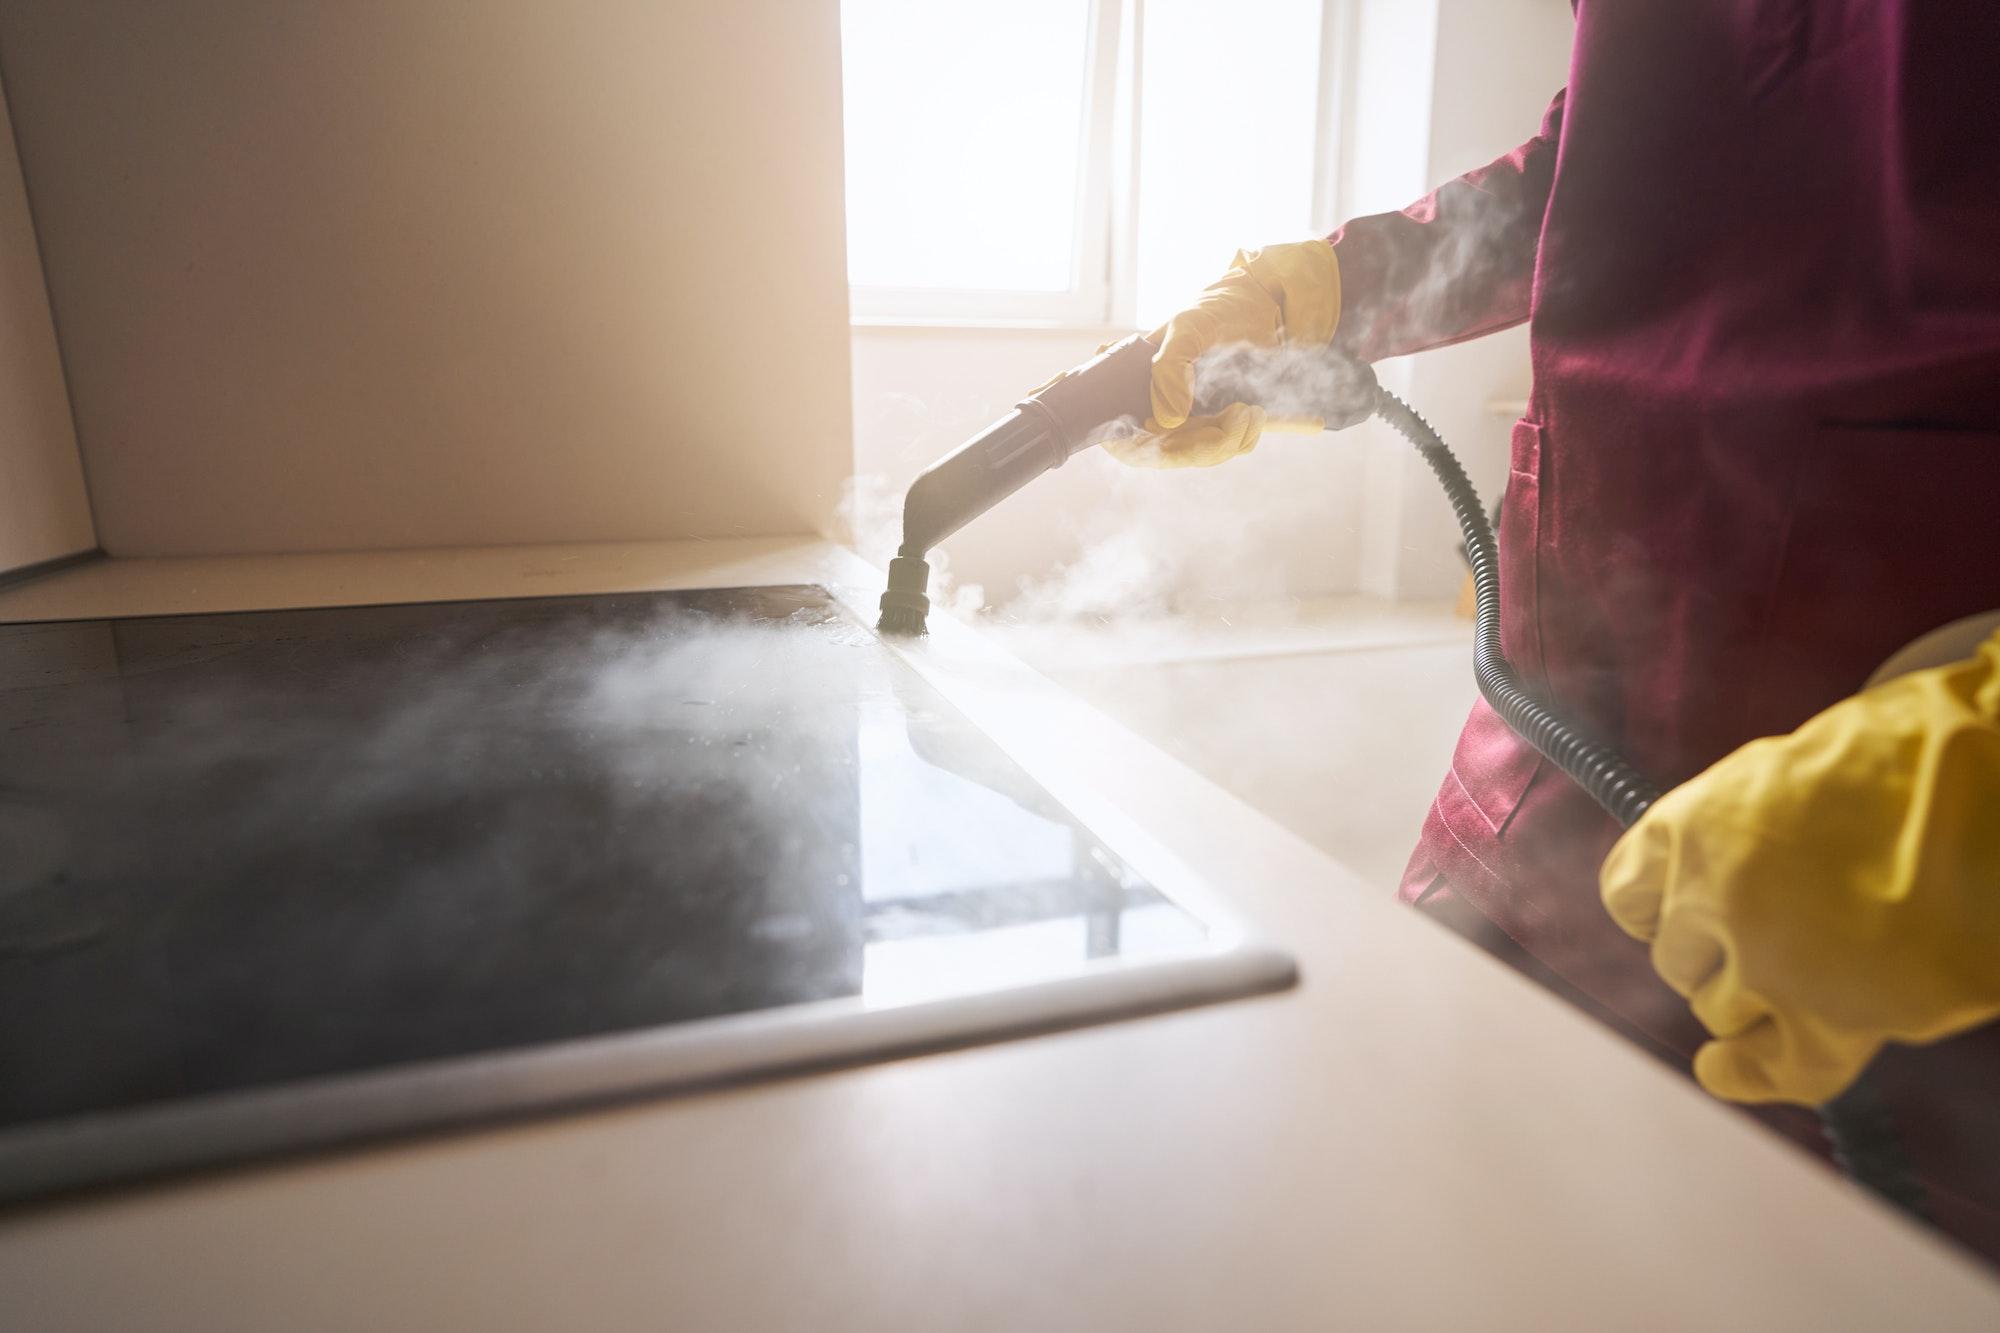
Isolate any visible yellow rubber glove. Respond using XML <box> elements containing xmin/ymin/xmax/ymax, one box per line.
<box><xmin>1601</xmin><ymin>630</ymin><xmax>2000</xmax><ymax>1106</ymax></box>
<box><xmin>1101</xmin><ymin>241</ymin><xmax>1341</xmax><ymax>469</ymax></box>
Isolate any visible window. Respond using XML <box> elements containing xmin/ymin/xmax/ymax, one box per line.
<box><xmin>841</xmin><ymin>0</ymin><xmax>1340</xmax><ymax>328</ymax></box>
<box><xmin>840</xmin><ymin>0</ymin><xmax>1119</xmax><ymax>324</ymax></box>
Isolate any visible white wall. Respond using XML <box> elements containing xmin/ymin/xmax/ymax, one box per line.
<box><xmin>851</xmin><ymin>0</ymin><xmax>1576</xmax><ymax>611</ymax></box>
<box><xmin>0</xmin><ymin>67</ymin><xmax>92</xmax><ymax>576</ymax></box>
<box><xmin>0</xmin><ymin>0</ymin><xmax>852</xmax><ymax>557</ymax></box>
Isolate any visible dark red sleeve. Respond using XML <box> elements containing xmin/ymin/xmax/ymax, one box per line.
<box><xmin>1328</xmin><ymin>89</ymin><xmax>1566</xmax><ymax>364</ymax></box>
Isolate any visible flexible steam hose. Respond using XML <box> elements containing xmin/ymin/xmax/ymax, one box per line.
<box><xmin>1373</xmin><ymin>389</ymin><xmax>1661</xmax><ymax>825</ymax></box>
<box><xmin>1371</xmin><ymin>386</ymin><xmax>1931</xmax><ymax>1223</ymax></box>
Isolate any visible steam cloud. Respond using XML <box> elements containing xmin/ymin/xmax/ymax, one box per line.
<box><xmin>847</xmin><ymin>343</ymin><xmax>1385</xmax><ymax>629</ymax></box>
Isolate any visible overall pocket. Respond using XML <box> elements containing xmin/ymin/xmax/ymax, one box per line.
<box><xmin>1497</xmin><ymin>418</ymin><xmax>1547</xmax><ymax>681</ymax></box>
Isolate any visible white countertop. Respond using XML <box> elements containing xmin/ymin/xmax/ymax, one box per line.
<box><xmin>3</xmin><ymin>537</ymin><xmax>1996</xmax><ymax>1331</ymax></box>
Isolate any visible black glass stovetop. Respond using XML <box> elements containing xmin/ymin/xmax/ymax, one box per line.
<box><xmin>0</xmin><ymin>586</ymin><xmax>1213</xmax><ymax>1135</ymax></box>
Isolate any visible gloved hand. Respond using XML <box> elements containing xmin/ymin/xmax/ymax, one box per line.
<box><xmin>1600</xmin><ymin>630</ymin><xmax>2000</xmax><ymax>1106</ymax></box>
<box><xmin>1101</xmin><ymin>241</ymin><xmax>1341</xmax><ymax>469</ymax></box>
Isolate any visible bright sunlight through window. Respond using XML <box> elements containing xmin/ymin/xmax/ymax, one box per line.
<box><xmin>841</xmin><ymin>0</ymin><xmax>1093</xmax><ymax>295</ymax></box>
<box><xmin>842</xmin><ymin>0</ymin><xmax>1330</xmax><ymax>327</ymax></box>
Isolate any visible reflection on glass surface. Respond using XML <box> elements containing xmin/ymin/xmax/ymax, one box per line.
<box><xmin>858</xmin><ymin>697</ymin><xmax>1074</xmax><ymax>897</ymax></box>
<box><xmin>0</xmin><ymin>587</ymin><xmax>1210</xmax><ymax>1132</ymax></box>
<box><xmin>854</xmin><ymin>681</ymin><xmax>1206</xmax><ymax>1007</ymax></box>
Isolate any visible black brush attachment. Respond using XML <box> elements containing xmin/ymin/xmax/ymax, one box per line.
<box><xmin>877</xmin><ymin>552</ymin><xmax>932</xmax><ymax>636</ymax></box>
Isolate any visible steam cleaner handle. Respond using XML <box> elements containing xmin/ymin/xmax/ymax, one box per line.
<box><xmin>1016</xmin><ymin>332</ymin><xmax>1161</xmax><ymax>458</ymax></box>
<box><xmin>1032</xmin><ymin>333</ymin><xmax>1382</xmax><ymax>448</ymax></box>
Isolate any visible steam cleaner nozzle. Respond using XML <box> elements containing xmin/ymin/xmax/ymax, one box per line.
<box><xmin>875</xmin><ymin>332</ymin><xmax>1160</xmax><ymax>637</ymax></box>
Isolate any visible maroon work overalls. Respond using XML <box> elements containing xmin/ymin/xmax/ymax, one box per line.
<box><xmin>1328</xmin><ymin>1</ymin><xmax>2000</xmax><ymax>1259</ymax></box>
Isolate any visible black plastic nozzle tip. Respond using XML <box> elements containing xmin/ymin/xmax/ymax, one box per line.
<box><xmin>877</xmin><ymin>554</ymin><xmax>932</xmax><ymax>636</ymax></box>
<box><xmin>877</xmin><ymin>603</ymin><xmax>928</xmax><ymax>637</ymax></box>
